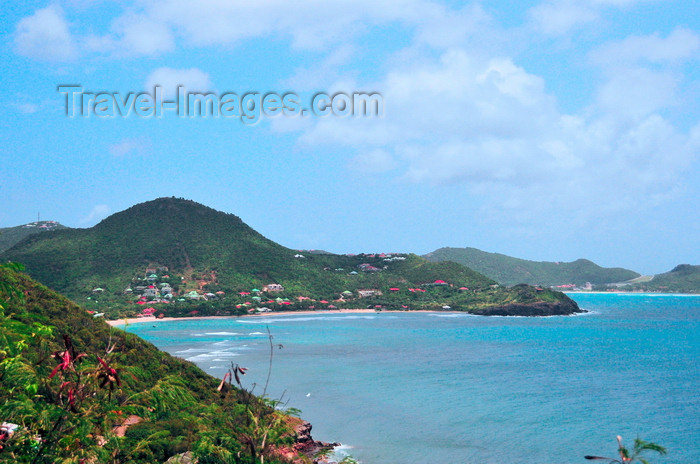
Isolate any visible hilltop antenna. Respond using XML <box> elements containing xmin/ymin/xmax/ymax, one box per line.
<box><xmin>38</xmin><ymin>212</ymin><xmax>40</xmax><ymax>223</ymax></box>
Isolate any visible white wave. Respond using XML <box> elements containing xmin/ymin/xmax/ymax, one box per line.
<box><xmin>248</xmin><ymin>331</ymin><xmax>266</xmax><ymax>335</ymax></box>
<box><xmin>328</xmin><ymin>444</ymin><xmax>356</xmax><ymax>463</ymax></box>
<box><xmin>239</xmin><ymin>315</ymin><xmax>378</xmax><ymax>323</ymax></box>
<box><xmin>187</xmin><ymin>350</ymin><xmax>240</xmax><ymax>361</ymax></box>
<box><xmin>204</xmin><ymin>332</ymin><xmax>241</xmax><ymax>335</ymax></box>
<box><xmin>174</xmin><ymin>348</ymin><xmax>210</xmax><ymax>354</ymax></box>
<box><xmin>427</xmin><ymin>313</ymin><xmax>473</xmax><ymax>318</ymax></box>
<box><xmin>613</xmin><ymin>293</ymin><xmax>700</xmax><ymax>297</ymax></box>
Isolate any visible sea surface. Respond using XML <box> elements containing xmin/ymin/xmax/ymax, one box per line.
<box><xmin>121</xmin><ymin>293</ymin><xmax>700</xmax><ymax>464</ymax></box>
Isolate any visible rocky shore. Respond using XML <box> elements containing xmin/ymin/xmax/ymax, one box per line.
<box><xmin>474</xmin><ymin>299</ymin><xmax>585</xmax><ymax>316</ymax></box>
<box><xmin>273</xmin><ymin>419</ymin><xmax>340</xmax><ymax>464</ymax></box>
<box><xmin>293</xmin><ymin>420</ymin><xmax>340</xmax><ymax>463</ymax></box>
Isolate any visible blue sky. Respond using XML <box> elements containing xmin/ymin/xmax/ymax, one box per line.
<box><xmin>1</xmin><ymin>1</ymin><xmax>698</xmax><ymax>275</ymax></box>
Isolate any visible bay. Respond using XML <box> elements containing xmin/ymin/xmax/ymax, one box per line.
<box><xmin>122</xmin><ymin>293</ymin><xmax>700</xmax><ymax>464</ymax></box>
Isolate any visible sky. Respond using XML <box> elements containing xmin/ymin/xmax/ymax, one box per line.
<box><xmin>1</xmin><ymin>0</ymin><xmax>699</xmax><ymax>275</ymax></box>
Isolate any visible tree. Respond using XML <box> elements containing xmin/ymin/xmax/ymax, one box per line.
<box><xmin>585</xmin><ymin>436</ymin><xmax>667</xmax><ymax>464</ymax></box>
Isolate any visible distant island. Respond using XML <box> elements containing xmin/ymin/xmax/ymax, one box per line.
<box><xmin>424</xmin><ymin>247</ymin><xmax>640</xmax><ymax>287</ymax></box>
<box><xmin>0</xmin><ymin>197</ymin><xmax>581</xmax><ymax>319</ymax></box>
<box><xmin>423</xmin><ymin>247</ymin><xmax>700</xmax><ymax>294</ymax></box>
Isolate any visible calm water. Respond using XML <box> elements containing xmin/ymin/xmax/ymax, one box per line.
<box><xmin>122</xmin><ymin>293</ymin><xmax>700</xmax><ymax>464</ymax></box>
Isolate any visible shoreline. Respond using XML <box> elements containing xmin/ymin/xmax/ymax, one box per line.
<box><xmin>564</xmin><ymin>291</ymin><xmax>699</xmax><ymax>295</ymax></box>
<box><xmin>106</xmin><ymin>308</ymin><xmax>382</xmax><ymax>327</ymax></box>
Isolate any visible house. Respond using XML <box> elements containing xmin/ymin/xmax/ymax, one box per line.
<box><xmin>358</xmin><ymin>263</ymin><xmax>380</xmax><ymax>272</ymax></box>
<box><xmin>186</xmin><ymin>291</ymin><xmax>201</xmax><ymax>300</ymax></box>
<box><xmin>143</xmin><ymin>288</ymin><xmax>157</xmax><ymax>298</ymax></box>
<box><xmin>92</xmin><ymin>287</ymin><xmax>105</xmax><ymax>293</ymax></box>
<box><xmin>357</xmin><ymin>289</ymin><xmax>382</xmax><ymax>298</ymax></box>
<box><xmin>263</xmin><ymin>283</ymin><xmax>284</xmax><ymax>292</ymax></box>
<box><xmin>147</xmin><ymin>274</ymin><xmax>158</xmax><ymax>282</ymax></box>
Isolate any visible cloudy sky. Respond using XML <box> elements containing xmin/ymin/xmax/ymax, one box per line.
<box><xmin>1</xmin><ymin>0</ymin><xmax>698</xmax><ymax>274</ymax></box>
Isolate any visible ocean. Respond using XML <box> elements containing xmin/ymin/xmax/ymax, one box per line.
<box><xmin>121</xmin><ymin>293</ymin><xmax>700</xmax><ymax>464</ymax></box>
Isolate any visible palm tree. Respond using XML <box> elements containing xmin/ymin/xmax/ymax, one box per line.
<box><xmin>585</xmin><ymin>436</ymin><xmax>666</xmax><ymax>464</ymax></box>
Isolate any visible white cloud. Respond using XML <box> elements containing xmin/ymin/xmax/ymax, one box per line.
<box><xmin>144</xmin><ymin>67</ymin><xmax>213</xmax><ymax>99</ymax></box>
<box><xmin>13</xmin><ymin>102</ymin><xmax>40</xmax><ymax>114</ymax></box>
<box><xmin>282</xmin><ymin>45</ymin><xmax>358</xmax><ymax>91</ymax></box>
<box><xmin>293</xmin><ymin>44</ymin><xmax>699</xmax><ymax>229</ymax></box>
<box><xmin>148</xmin><ymin>0</ymin><xmax>434</xmax><ymax>49</ymax></box>
<box><xmin>86</xmin><ymin>14</ymin><xmax>175</xmax><ymax>57</ymax></box>
<box><xmin>414</xmin><ymin>3</ymin><xmax>499</xmax><ymax>49</ymax></box>
<box><xmin>348</xmin><ymin>149</ymin><xmax>397</xmax><ymax>173</ymax></box>
<box><xmin>108</xmin><ymin>137</ymin><xmax>151</xmax><ymax>157</ymax></box>
<box><xmin>590</xmin><ymin>27</ymin><xmax>700</xmax><ymax>66</ymax></box>
<box><xmin>595</xmin><ymin>68</ymin><xmax>680</xmax><ymax>119</ymax></box>
<box><xmin>528</xmin><ymin>1</ymin><xmax>598</xmax><ymax>36</ymax></box>
<box><xmin>527</xmin><ymin>0</ymin><xmax>654</xmax><ymax>37</ymax></box>
<box><xmin>588</xmin><ymin>29</ymin><xmax>700</xmax><ymax>122</ymax></box>
<box><xmin>80</xmin><ymin>204</ymin><xmax>111</xmax><ymax>225</ymax></box>
<box><xmin>116</xmin><ymin>14</ymin><xmax>176</xmax><ymax>56</ymax></box>
<box><xmin>14</xmin><ymin>6</ymin><xmax>77</xmax><ymax>61</ymax></box>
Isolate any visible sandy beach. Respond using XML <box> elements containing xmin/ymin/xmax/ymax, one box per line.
<box><xmin>105</xmin><ymin>308</ymin><xmax>382</xmax><ymax>327</ymax></box>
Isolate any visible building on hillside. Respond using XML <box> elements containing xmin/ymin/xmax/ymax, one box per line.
<box><xmin>358</xmin><ymin>263</ymin><xmax>381</xmax><ymax>272</ymax></box>
<box><xmin>263</xmin><ymin>283</ymin><xmax>284</xmax><ymax>292</ymax></box>
<box><xmin>357</xmin><ymin>289</ymin><xmax>382</xmax><ymax>298</ymax></box>
<box><xmin>143</xmin><ymin>288</ymin><xmax>157</xmax><ymax>298</ymax></box>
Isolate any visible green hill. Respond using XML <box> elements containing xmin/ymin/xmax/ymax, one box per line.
<box><xmin>0</xmin><ymin>265</ymin><xmax>329</xmax><ymax>463</ymax></box>
<box><xmin>625</xmin><ymin>264</ymin><xmax>700</xmax><ymax>293</ymax></box>
<box><xmin>424</xmin><ymin>247</ymin><xmax>640</xmax><ymax>287</ymax></box>
<box><xmin>0</xmin><ymin>198</ymin><xmax>580</xmax><ymax>317</ymax></box>
<box><xmin>0</xmin><ymin>221</ymin><xmax>68</xmax><ymax>253</ymax></box>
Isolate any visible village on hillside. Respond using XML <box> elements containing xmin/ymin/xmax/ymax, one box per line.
<box><xmin>84</xmin><ymin>253</ymin><xmax>486</xmax><ymax>319</ymax></box>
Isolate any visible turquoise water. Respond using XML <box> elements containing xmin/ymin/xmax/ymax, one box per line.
<box><xmin>122</xmin><ymin>293</ymin><xmax>700</xmax><ymax>463</ymax></box>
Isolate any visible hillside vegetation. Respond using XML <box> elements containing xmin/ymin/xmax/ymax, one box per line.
<box><xmin>1</xmin><ymin>198</ymin><xmax>580</xmax><ymax>318</ymax></box>
<box><xmin>424</xmin><ymin>247</ymin><xmax>640</xmax><ymax>286</ymax></box>
<box><xmin>622</xmin><ymin>264</ymin><xmax>700</xmax><ymax>293</ymax></box>
<box><xmin>0</xmin><ymin>221</ymin><xmax>67</xmax><ymax>253</ymax></box>
<box><xmin>0</xmin><ymin>265</ymin><xmax>330</xmax><ymax>463</ymax></box>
